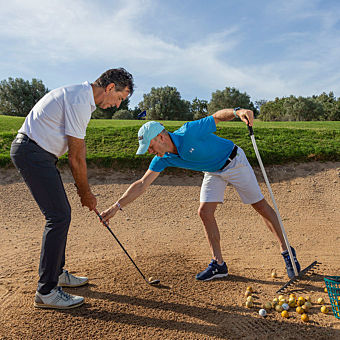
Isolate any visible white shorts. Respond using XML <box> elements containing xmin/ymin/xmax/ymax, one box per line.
<box><xmin>200</xmin><ymin>146</ymin><xmax>264</xmax><ymax>204</ymax></box>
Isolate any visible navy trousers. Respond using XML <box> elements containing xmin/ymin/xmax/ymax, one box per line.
<box><xmin>10</xmin><ymin>136</ymin><xmax>71</xmax><ymax>294</ymax></box>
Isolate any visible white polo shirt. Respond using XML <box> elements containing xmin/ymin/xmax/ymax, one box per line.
<box><xmin>19</xmin><ymin>81</ymin><xmax>96</xmax><ymax>157</ymax></box>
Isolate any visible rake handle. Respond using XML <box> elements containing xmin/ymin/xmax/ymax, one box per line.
<box><xmin>244</xmin><ymin>118</ymin><xmax>299</xmax><ymax>277</ymax></box>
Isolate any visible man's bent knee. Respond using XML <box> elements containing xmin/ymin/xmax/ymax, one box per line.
<box><xmin>251</xmin><ymin>198</ymin><xmax>266</xmax><ymax>209</ymax></box>
<box><xmin>251</xmin><ymin>198</ymin><xmax>275</xmax><ymax>216</ymax></box>
<box><xmin>198</xmin><ymin>202</ymin><xmax>218</xmax><ymax>221</ymax></box>
<box><xmin>45</xmin><ymin>207</ymin><xmax>71</xmax><ymax>229</ymax></box>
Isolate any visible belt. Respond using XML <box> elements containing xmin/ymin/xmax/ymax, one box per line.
<box><xmin>15</xmin><ymin>133</ymin><xmax>38</xmax><ymax>146</ymax></box>
<box><xmin>219</xmin><ymin>145</ymin><xmax>238</xmax><ymax>170</ymax></box>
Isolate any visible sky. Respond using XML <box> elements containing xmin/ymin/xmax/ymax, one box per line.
<box><xmin>1</xmin><ymin>0</ymin><xmax>340</xmax><ymax>109</ymax></box>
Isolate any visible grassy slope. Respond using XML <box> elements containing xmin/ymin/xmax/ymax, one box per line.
<box><xmin>0</xmin><ymin>116</ymin><xmax>339</xmax><ymax>168</ymax></box>
<box><xmin>2</xmin><ymin>115</ymin><xmax>340</xmax><ymax>131</ymax></box>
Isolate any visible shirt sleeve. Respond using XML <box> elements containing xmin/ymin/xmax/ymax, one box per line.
<box><xmin>149</xmin><ymin>156</ymin><xmax>169</xmax><ymax>172</ymax></box>
<box><xmin>185</xmin><ymin>115</ymin><xmax>216</xmax><ymax>137</ymax></box>
<box><xmin>64</xmin><ymin>104</ymin><xmax>92</xmax><ymax>139</ymax></box>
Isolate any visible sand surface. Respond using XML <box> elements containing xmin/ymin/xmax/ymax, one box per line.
<box><xmin>0</xmin><ymin>162</ymin><xmax>340</xmax><ymax>339</ymax></box>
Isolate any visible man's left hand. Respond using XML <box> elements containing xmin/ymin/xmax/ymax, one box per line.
<box><xmin>238</xmin><ymin>109</ymin><xmax>254</xmax><ymax>126</ymax></box>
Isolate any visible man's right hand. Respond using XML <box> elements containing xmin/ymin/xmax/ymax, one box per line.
<box><xmin>80</xmin><ymin>191</ymin><xmax>97</xmax><ymax>211</ymax></box>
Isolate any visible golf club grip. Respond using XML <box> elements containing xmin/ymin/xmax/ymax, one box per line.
<box><xmin>244</xmin><ymin>117</ymin><xmax>254</xmax><ymax>136</ymax></box>
<box><xmin>93</xmin><ymin>209</ymin><xmax>147</xmax><ymax>281</ymax></box>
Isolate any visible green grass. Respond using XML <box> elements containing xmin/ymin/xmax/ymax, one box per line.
<box><xmin>89</xmin><ymin>118</ymin><xmax>340</xmax><ymax>130</ymax></box>
<box><xmin>2</xmin><ymin>115</ymin><xmax>340</xmax><ymax>131</ymax></box>
<box><xmin>0</xmin><ymin>115</ymin><xmax>339</xmax><ymax>169</ymax></box>
<box><xmin>0</xmin><ymin>116</ymin><xmax>25</xmax><ymax>133</ymax></box>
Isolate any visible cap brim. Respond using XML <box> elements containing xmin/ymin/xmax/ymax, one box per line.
<box><xmin>136</xmin><ymin>142</ymin><xmax>149</xmax><ymax>155</ymax></box>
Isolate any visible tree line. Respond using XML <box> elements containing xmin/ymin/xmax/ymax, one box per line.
<box><xmin>0</xmin><ymin>77</ymin><xmax>339</xmax><ymax>121</ymax></box>
<box><xmin>259</xmin><ymin>93</ymin><xmax>340</xmax><ymax>121</ymax></box>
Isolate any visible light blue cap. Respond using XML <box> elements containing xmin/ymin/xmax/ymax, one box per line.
<box><xmin>136</xmin><ymin>121</ymin><xmax>164</xmax><ymax>155</ymax></box>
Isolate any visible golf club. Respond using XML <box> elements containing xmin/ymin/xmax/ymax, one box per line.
<box><xmin>94</xmin><ymin>208</ymin><xmax>160</xmax><ymax>286</ymax></box>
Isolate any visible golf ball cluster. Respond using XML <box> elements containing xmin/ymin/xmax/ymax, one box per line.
<box><xmin>242</xmin><ymin>282</ymin><xmax>332</xmax><ymax>323</ymax></box>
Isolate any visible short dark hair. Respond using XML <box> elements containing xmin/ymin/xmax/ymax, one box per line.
<box><xmin>93</xmin><ymin>68</ymin><xmax>134</xmax><ymax>96</ymax></box>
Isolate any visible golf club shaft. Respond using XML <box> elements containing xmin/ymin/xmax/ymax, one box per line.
<box><xmin>247</xmin><ymin>124</ymin><xmax>299</xmax><ymax>276</ymax></box>
<box><xmin>94</xmin><ymin>208</ymin><xmax>149</xmax><ymax>283</ymax></box>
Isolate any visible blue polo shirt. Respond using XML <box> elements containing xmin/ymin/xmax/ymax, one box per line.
<box><xmin>149</xmin><ymin>115</ymin><xmax>234</xmax><ymax>173</ymax></box>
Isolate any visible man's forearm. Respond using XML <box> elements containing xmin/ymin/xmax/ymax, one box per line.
<box><xmin>117</xmin><ymin>180</ymin><xmax>148</xmax><ymax>207</ymax></box>
<box><xmin>213</xmin><ymin>108</ymin><xmax>253</xmax><ymax>126</ymax></box>
<box><xmin>66</xmin><ymin>136</ymin><xmax>97</xmax><ymax>210</ymax></box>
<box><xmin>69</xmin><ymin>156</ymin><xmax>91</xmax><ymax>195</ymax></box>
<box><xmin>212</xmin><ymin>109</ymin><xmax>237</xmax><ymax>122</ymax></box>
<box><xmin>100</xmin><ymin>170</ymin><xmax>159</xmax><ymax>221</ymax></box>
<box><xmin>116</xmin><ymin>170</ymin><xmax>159</xmax><ymax>208</ymax></box>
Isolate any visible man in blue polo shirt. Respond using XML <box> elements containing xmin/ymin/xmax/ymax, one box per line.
<box><xmin>101</xmin><ymin>108</ymin><xmax>301</xmax><ymax>281</ymax></box>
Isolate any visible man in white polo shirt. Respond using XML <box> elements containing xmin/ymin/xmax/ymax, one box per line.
<box><xmin>10</xmin><ymin>68</ymin><xmax>134</xmax><ymax>309</ymax></box>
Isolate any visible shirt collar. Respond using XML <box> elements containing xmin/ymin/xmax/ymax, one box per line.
<box><xmin>166</xmin><ymin>132</ymin><xmax>181</xmax><ymax>156</ymax></box>
<box><xmin>83</xmin><ymin>81</ymin><xmax>96</xmax><ymax>111</ymax></box>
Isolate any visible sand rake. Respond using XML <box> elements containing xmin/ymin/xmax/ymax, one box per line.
<box><xmin>245</xmin><ymin>119</ymin><xmax>320</xmax><ymax>293</ymax></box>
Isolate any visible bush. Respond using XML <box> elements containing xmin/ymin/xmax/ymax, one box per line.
<box><xmin>112</xmin><ymin>109</ymin><xmax>134</xmax><ymax>119</ymax></box>
<box><xmin>91</xmin><ymin>98</ymin><xmax>130</xmax><ymax>119</ymax></box>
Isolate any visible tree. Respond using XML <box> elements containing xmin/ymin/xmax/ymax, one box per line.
<box><xmin>0</xmin><ymin>77</ymin><xmax>48</xmax><ymax>116</ymax></box>
<box><xmin>330</xmin><ymin>99</ymin><xmax>340</xmax><ymax>121</ymax></box>
<box><xmin>131</xmin><ymin>106</ymin><xmax>144</xmax><ymax>119</ymax></box>
<box><xmin>258</xmin><ymin>97</ymin><xmax>285</xmax><ymax>121</ymax></box>
<box><xmin>112</xmin><ymin>109</ymin><xmax>134</xmax><ymax>120</ymax></box>
<box><xmin>313</xmin><ymin>92</ymin><xmax>340</xmax><ymax>121</ymax></box>
<box><xmin>255</xmin><ymin>99</ymin><xmax>268</xmax><ymax>113</ymax></box>
<box><xmin>207</xmin><ymin>87</ymin><xmax>257</xmax><ymax>115</ymax></box>
<box><xmin>138</xmin><ymin>86</ymin><xmax>191</xmax><ymax>120</ymax></box>
<box><xmin>91</xmin><ymin>98</ymin><xmax>130</xmax><ymax>119</ymax></box>
<box><xmin>191</xmin><ymin>97</ymin><xmax>208</xmax><ymax>120</ymax></box>
<box><xmin>259</xmin><ymin>95</ymin><xmax>329</xmax><ymax>121</ymax></box>
<box><xmin>283</xmin><ymin>96</ymin><xmax>324</xmax><ymax>121</ymax></box>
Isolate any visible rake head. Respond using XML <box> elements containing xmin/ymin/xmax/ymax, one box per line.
<box><xmin>276</xmin><ymin>261</ymin><xmax>321</xmax><ymax>293</ymax></box>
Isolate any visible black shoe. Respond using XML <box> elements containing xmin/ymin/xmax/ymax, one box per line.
<box><xmin>196</xmin><ymin>260</ymin><xmax>228</xmax><ymax>281</ymax></box>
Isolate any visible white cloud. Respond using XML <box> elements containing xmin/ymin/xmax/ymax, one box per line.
<box><xmin>0</xmin><ymin>0</ymin><xmax>340</xmax><ymax>106</ymax></box>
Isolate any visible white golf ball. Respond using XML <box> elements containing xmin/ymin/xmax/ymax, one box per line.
<box><xmin>259</xmin><ymin>308</ymin><xmax>267</xmax><ymax>317</ymax></box>
<box><xmin>282</xmin><ymin>303</ymin><xmax>289</xmax><ymax>311</ymax></box>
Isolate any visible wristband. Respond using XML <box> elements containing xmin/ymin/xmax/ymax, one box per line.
<box><xmin>115</xmin><ymin>202</ymin><xmax>123</xmax><ymax>211</ymax></box>
<box><xmin>233</xmin><ymin>107</ymin><xmax>240</xmax><ymax>118</ymax></box>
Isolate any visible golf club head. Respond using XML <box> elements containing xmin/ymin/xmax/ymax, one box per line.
<box><xmin>148</xmin><ymin>279</ymin><xmax>160</xmax><ymax>285</ymax></box>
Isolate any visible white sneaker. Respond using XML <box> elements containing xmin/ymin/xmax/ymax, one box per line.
<box><xmin>34</xmin><ymin>287</ymin><xmax>84</xmax><ymax>309</ymax></box>
<box><xmin>58</xmin><ymin>269</ymin><xmax>89</xmax><ymax>288</ymax></box>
